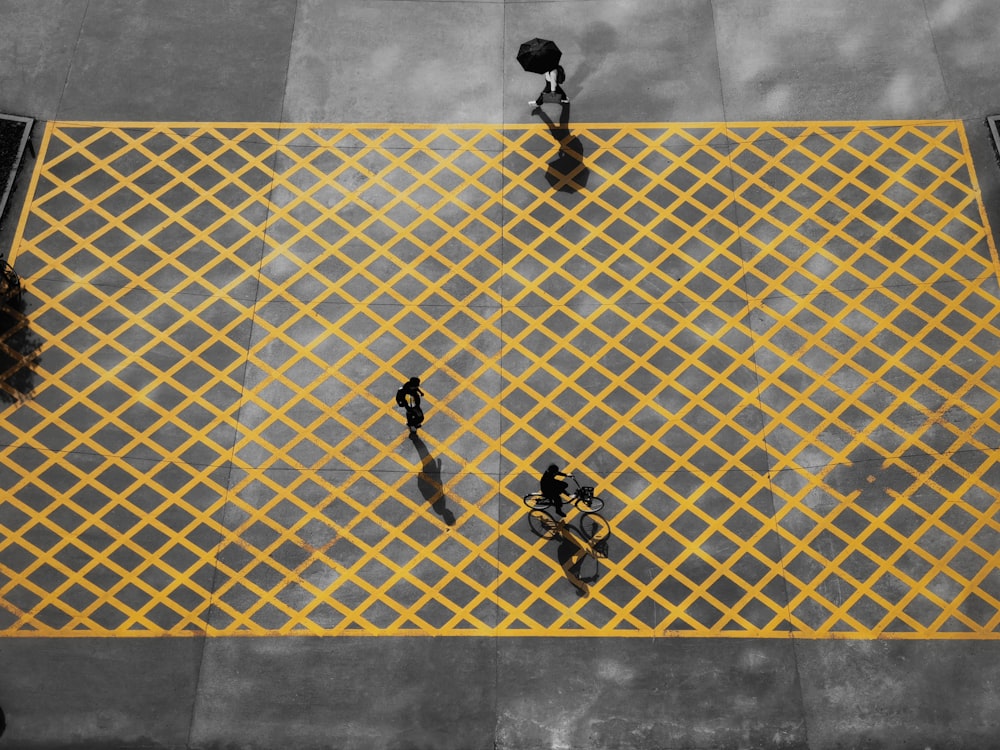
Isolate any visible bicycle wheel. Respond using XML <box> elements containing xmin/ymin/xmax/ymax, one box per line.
<box><xmin>522</xmin><ymin>493</ymin><xmax>550</xmax><ymax>510</ymax></box>
<box><xmin>578</xmin><ymin>513</ymin><xmax>610</xmax><ymax>544</ymax></box>
<box><xmin>528</xmin><ymin>509</ymin><xmax>560</xmax><ymax>540</ymax></box>
<box><xmin>575</xmin><ymin>494</ymin><xmax>604</xmax><ymax>513</ymax></box>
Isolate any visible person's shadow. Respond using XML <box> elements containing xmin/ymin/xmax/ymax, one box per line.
<box><xmin>557</xmin><ymin>536</ymin><xmax>599</xmax><ymax>597</ymax></box>
<box><xmin>409</xmin><ymin>433</ymin><xmax>456</xmax><ymax>527</ymax></box>
<box><xmin>533</xmin><ymin>102</ymin><xmax>589</xmax><ymax>193</ymax></box>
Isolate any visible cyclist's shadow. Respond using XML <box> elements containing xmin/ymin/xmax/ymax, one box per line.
<box><xmin>409</xmin><ymin>433</ymin><xmax>456</xmax><ymax>527</ymax></box>
<box><xmin>557</xmin><ymin>534</ymin><xmax>599</xmax><ymax>597</ymax></box>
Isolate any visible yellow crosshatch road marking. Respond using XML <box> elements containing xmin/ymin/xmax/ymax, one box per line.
<box><xmin>2</xmin><ymin>120</ymin><xmax>1000</xmax><ymax>638</ymax></box>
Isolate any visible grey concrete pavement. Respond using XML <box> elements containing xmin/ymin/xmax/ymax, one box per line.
<box><xmin>0</xmin><ymin>1</ymin><xmax>87</xmax><ymax>121</ymax></box>
<box><xmin>0</xmin><ymin>637</ymin><xmax>206</xmax><ymax>749</ymax></box>
<box><xmin>56</xmin><ymin>0</ymin><xmax>297</xmax><ymax>122</ymax></box>
<box><xmin>4</xmin><ymin>637</ymin><xmax>1000</xmax><ymax>748</ymax></box>
<box><xmin>2</xmin><ymin>0</ymin><xmax>1000</xmax><ymax>124</ymax></box>
<box><xmin>712</xmin><ymin>0</ymin><xmax>954</xmax><ymax>121</ymax></box>
<box><xmin>283</xmin><ymin>0</ymin><xmax>506</xmax><ymax>124</ymax></box>
<box><xmin>3</xmin><ymin>2</ymin><xmax>1000</xmax><ymax>749</ymax></box>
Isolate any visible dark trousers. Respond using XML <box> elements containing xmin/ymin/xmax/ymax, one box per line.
<box><xmin>544</xmin><ymin>480</ymin><xmax>569</xmax><ymax>514</ymax></box>
<box><xmin>405</xmin><ymin>405</ymin><xmax>424</xmax><ymax>429</ymax></box>
<box><xmin>535</xmin><ymin>84</ymin><xmax>567</xmax><ymax>103</ymax></box>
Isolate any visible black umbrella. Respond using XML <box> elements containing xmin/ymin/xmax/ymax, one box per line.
<box><xmin>517</xmin><ymin>38</ymin><xmax>561</xmax><ymax>74</ymax></box>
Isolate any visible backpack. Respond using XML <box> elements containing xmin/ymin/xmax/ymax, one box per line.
<box><xmin>395</xmin><ymin>387</ymin><xmax>407</xmax><ymax>407</ymax></box>
<box><xmin>405</xmin><ymin>404</ymin><xmax>424</xmax><ymax>427</ymax></box>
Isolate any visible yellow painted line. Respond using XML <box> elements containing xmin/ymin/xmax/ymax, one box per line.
<box><xmin>1</xmin><ymin>120</ymin><xmax>999</xmax><ymax>638</ymax></box>
<box><xmin>8</xmin><ymin>123</ymin><xmax>53</xmax><ymax>267</ymax></box>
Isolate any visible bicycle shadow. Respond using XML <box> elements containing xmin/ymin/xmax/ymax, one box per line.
<box><xmin>526</xmin><ymin>509</ymin><xmax>608</xmax><ymax>597</ymax></box>
<box><xmin>533</xmin><ymin>102</ymin><xmax>589</xmax><ymax>193</ymax></box>
<box><xmin>409</xmin><ymin>432</ymin><xmax>456</xmax><ymax>527</ymax></box>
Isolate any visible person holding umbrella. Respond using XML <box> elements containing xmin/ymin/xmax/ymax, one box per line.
<box><xmin>531</xmin><ymin>67</ymin><xmax>568</xmax><ymax>107</ymax></box>
<box><xmin>517</xmin><ymin>38</ymin><xmax>569</xmax><ymax>106</ymax></box>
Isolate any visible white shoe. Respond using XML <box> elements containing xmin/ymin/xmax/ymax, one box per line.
<box><xmin>529</xmin><ymin>101</ymin><xmax>537</xmax><ymax>107</ymax></box>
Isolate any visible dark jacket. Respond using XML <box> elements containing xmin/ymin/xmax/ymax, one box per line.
<box><xmin>540</xmin><ymin>469</ymin><xmax>569</xmax><ymax>498</ymax></box>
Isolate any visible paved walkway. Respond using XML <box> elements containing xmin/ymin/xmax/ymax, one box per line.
<box><xmin>3</xmin><ymin>2</ymin><xmax>1000</xmax><ymax>749</ymax></box>
<box><xmin>4</xmin><ymin>118</ymin><xmax>1000</xmax><ymax>643</ymax></box>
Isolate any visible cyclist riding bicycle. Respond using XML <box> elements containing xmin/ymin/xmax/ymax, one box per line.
<box><xmin>540</xmin><ymin>464</ymin><xmax>575</xmax><ymax>517</ymax></box>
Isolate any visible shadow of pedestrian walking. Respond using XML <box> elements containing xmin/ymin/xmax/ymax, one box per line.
<box><xmin>409</xmin><ymin>432</ymin><xmax>456</xmax><ymax>527</ymax></box>
<box><xmin>533</xmin><ymin>102</ymin><xmax>589</xmax><ymax>193</ymax></box>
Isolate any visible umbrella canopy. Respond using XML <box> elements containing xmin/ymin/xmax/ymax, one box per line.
<box><xmin>517</xmin><ymin>38</ymin><xmax>561</xmax><ymax>74</ymax></box>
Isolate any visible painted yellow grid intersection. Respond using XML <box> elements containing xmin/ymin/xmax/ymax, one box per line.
<box><xmin>1</xmin><ymin>120</ymin><xmax>999</xmax><ymax>638</ymax></box>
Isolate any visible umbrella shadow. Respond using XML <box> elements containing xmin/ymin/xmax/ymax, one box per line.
<box><xmin>533</xmin><ymin>103</ymin><xmax>589</xmax><ymax>193</ymax></box>
<box><xmin>0</xmin><ymin>279</ymin><xmax>41</xmax><ymax>403</ymax></box>
<box><xmin>409</xmin><ymin>433</ymin><xmax>456</xmax><ymax>527</ymax></box>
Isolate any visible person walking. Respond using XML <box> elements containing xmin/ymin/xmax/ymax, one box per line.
<box><xmin>540</xmin><ymin>464</ymin><xmax>575</xmax><ymax>516</ymax></box>
<box><xmin>395</xmin><ymin>376</ymin><xmax>425</xmax><ymax>433</ymax></box>
<box><xmin>529</xmin><ymin>65</ymin><xmax>568</xmax><ymax>107</ymax></box>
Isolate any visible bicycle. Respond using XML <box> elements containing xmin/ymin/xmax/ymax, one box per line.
<box><xmin>523</xmin><ymin>475</ymin><xmax>610</xmax><ymax>561</ymax></box>
<box><xmin>522</xmin><ymin>475</ymin><xmax>605</xmax><ymax>514</ymax></box>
